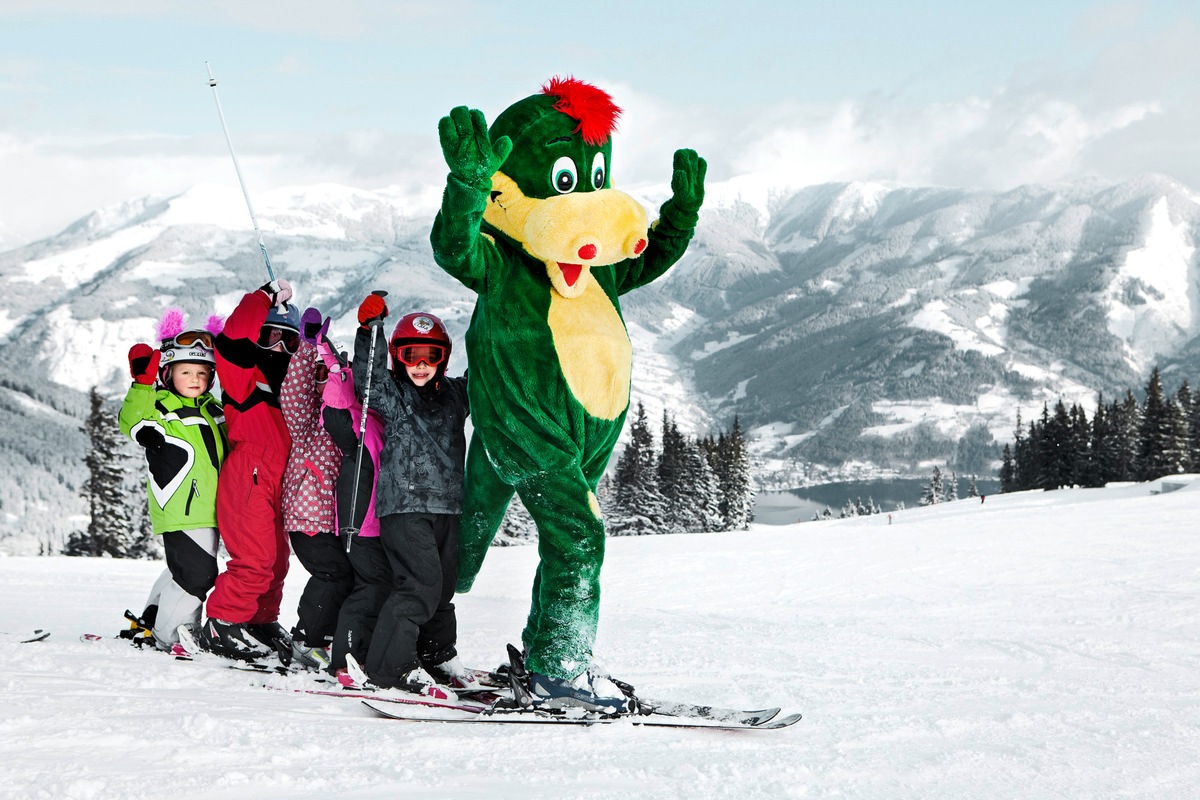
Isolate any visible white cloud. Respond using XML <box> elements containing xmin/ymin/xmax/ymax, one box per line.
<box><xmin>3</xmin><ymin>9</ymin><xmax>1199</xmax><ymax>248</ymax></box>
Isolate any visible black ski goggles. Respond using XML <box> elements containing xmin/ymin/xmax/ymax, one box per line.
<box><xmin>257</xmin><ymin>324</ymin><xmax>300</xmax><ymax>354</ymax></box>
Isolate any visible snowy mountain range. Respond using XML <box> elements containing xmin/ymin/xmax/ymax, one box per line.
<box><xmin>3</xmin><ymin>172</ymin><xmax>1199</xmax><ymax>552</ymax></box>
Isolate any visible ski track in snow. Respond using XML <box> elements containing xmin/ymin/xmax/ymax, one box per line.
<box><xmin>2</xmin><ymin>482</ymin><xmax>1199</xmax><ymax>798</ymax></box>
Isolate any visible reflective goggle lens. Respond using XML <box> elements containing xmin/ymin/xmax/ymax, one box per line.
<box><xmin>394</xmin><ymin>343</ymin><xmax>446</xmax><ymax>367</ymax></box>
<box><xmin>173</xmin><ymin>330</ymin><xmax>214</xmax><ymax>349</ymax></box>
<box><xmin>257</xmin><ymin>325</ymin><xmax>300</xmax><ymax>354</ymax></box>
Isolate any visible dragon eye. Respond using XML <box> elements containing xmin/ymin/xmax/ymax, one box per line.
<box><xmin>591</xmin><ymin>153</ymin><xmax>606</xmax><ymax>189</ymax></box>
<box><xmin>551</xmin><ymin>156</ymin><xmax>577</xmax><ymax>194</ymax></box>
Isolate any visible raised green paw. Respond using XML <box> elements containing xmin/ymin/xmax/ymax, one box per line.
<box><xmin>438</xmin><ymin>106</ymin><xmax>513</xmax><ymax>189</ymax></box>
<box><xmin>669</xmin><ymin>148</ymin><xmax>707</xmax><ymax>216</ymax></box>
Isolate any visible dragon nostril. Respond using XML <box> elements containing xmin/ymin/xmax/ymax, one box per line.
<box><xmin>578</xmin><ymin>244</ymin><xmax>598</xmax><ymax>260</ymax></box>
<box><xmin>633</xmin><ymin>238</ymin><xmax>647</xmax><ymax>255</ymax></box>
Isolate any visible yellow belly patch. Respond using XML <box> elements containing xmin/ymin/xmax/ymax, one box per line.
<box><xmin>548</xmin><ymin>280</ymin><xmax>632</xmax><ymax>421</ymax></box>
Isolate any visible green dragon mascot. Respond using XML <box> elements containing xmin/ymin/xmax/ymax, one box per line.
<box><xmin>431</xmin><ymin>77</ymin><xmax>705</xmax><ymax>685</ymax></box>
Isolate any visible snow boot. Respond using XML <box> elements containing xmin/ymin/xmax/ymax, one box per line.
<box><xmin>119</xmin><ymin>609</ymin><xmax>156</xmax><ymax>649</ymax></box>
<box><xmin>197</xmin><ymin>618</ymin><xmax>271</xmax><ymax>661</ymax></box>
<box><xmin>425</xmin><ymin>655</ymin><xmax>484</xmax><ymax>690</ymax></box>
<box><xmin>244</xmin><ymin>622</ymin><xmax>293</xmax><ymax>666</ymax></box>
<box><xmin>395</xmin><ymin>666</ymin><xmax>458</xmax><ymax>701</ymax></box>
<box><xmin>342</xmin><ymin>655</ymin><xmax>457</xmax><ymax>700</ymax></box>
<box><xmin>291</xmin><ymin>640</ymin><xmax>331</xmax><ymax>672</ymax></box>
<box><xmin>528</xmin><ymin>669</ymin><xmax>634</xmax><ymax>715</ymax></box>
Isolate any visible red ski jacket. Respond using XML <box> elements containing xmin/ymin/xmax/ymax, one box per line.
<box><xmin>214</xmin><ymin>289</ymin><xmax>293</xmax><ymax>454</ymax></box>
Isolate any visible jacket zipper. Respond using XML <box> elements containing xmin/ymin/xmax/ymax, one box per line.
<box><xmin>185</xmin><ymin>479</ymin><xmax>198</xmax><ymax>515</ymax></box>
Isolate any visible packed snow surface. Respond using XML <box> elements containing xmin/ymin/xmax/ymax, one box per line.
<box><xmin>3</xmin><ymin>481</ymin><xmax>1199</xmax><ymax>798</ymax></box>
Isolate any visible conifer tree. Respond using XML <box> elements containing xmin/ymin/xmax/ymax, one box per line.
<box><xmin>657</xmin><ymin>412</ymin><xmax>691</xmax><ymax>533</ymax></box>
<box><xmin>919</xmin><ymin>465</ymin><xmax>943</xmax><ymax>505</ymax></box>
<box><xmin>1041</xmin><ymin>400</ymin><xmax>1075</xmax><ymax>490</ymax></box>
<box><xmin>1110</xmin><ymin>391</ymin><xmax>1141</xmax><ymax>482</ymax></box>
<box><xmin>718</xmin><ymin>416</ymin><xmax>754</xmax><ymax>530</ymax></box>
<box><xmin>610</xmin><ymin>403</ymin><xmax>667</xmax><ymax>536</ymax></box>
<box><xmin>1138</xmin><ymin>367</ymin><xmax>1174</xmax><ymax>480</ymax></box>
<box><xmin>1189</xmin><ymin>392</ymin><xmax>1200</xmax><ymax>469</ymax></box>
<box><xmin>1082</xmin><ymin>397</ymin><xmax>1108</xmax><ymax>488</ymax></box>
<box><xmin>1012</xmin><ymin>410</ymin><xmax>1038</xmax><ymax>491</ymax></box>
<box><xmin>999</xmin><ymin>444</ymin><xmax>1015</xmax><ymax>493</ymax></box>
<box><xmin>1163</xmin><ymin>395</ymin><xmax>1192</xmax><ymax>475</ymax></box>
<box><xmin>64</xmin><ymin>388</ymin><xmax>141</xmax><ymax>557</ymax></box>
<box><xmin>946</xmin><ymin>471</ymin><xmax>959</xmax><ymax>501</ymax></box>
<box><xmin>685</xmin><ymin>437</ymin><xmax>725</xmax><ymax>532</ymax></box>
<box><xmin>1170</xmin><ymin>382</ymin><xmax>1194</xmax><ymax>473</ymax></box>
<box><xmin>1068</xmin><ymin>403</ymin><xmax>1091</xmax><ymax>487</ymax></box>
<box><xmin>967</xmin><ymin>474</ymin><xmax>980</xmax><ymax>498</ymax></box>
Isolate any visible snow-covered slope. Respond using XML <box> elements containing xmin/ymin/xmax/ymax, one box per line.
<box><xmin>2</xmin><ymin>479</ymin><xmax>1197</xmax><ymax>798</ymax></box>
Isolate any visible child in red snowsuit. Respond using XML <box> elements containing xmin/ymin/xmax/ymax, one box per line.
<box><xmin>200</xmin><ymin>280</ymin><xmax>298</xmax><ymax>660</ymax></box>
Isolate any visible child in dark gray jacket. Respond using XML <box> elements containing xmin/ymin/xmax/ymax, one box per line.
<box><xmin>351</xmin><ymin>294</ymin><xmax>471</xmax><ymax>695</ymax></box>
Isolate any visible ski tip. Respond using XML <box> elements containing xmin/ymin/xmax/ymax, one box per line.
<box><xmin>757</xmin><ymin>712</ymin><xmax>803</xmax><ymax>729</ymax></box>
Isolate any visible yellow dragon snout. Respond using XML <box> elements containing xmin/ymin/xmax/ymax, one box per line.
<box><xmin>485</xmin><ymin>172</ymin><xmax>649</xmax><ymax>298</ymax></box>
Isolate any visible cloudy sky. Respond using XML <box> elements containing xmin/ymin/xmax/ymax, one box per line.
<box><xmin>0</xmin><ymin>0</ymin><xmax>1197</xmax><ymax>246</ymax></box>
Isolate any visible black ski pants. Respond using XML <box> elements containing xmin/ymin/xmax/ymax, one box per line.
<box><xmin>359</xmin><ymin>512</ymin><xmax>459</xmax><ymax>688</ymax></box>
<box><xmin>288</xmin><ymin>530</ymin><xmax>354</xmax><ymax>648</ymax></box>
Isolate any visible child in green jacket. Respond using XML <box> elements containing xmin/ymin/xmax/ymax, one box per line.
<box><xmin>120</xmin><ymin>308</ymin><xmax>229</xmax><ymax>651</ymax></box>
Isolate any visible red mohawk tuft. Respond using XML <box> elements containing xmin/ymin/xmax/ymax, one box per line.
<box><xmin>541</xmin><ymin>76</ymin><xmax>621</xmax><ymax>145</ymax></box>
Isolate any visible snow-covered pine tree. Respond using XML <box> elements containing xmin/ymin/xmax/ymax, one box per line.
<box><xmin>685</xmin><ymin>436</ymin><xmax>724</xmax><ymax>532</ymax></box>
<box><xmin>967</xmin><ymin>474</ymin><xmax>980</xmax><ymax>498</ymax></box>
<box><xmin>657</xmin><ymin>412</ymin><xmax>690</xmax><ymax>534</ymax></box>
<box><xmin>1041</xmin><ymin>400</ymin><xmax>1074</xmax><ymax>490</ymax></box>
<box><xmin>719</xmin><ymin>416</ymin><xmax>754</xmax><ymax>530</ymax></box>
<box><xmin>1080</xmin><ymin>396</ymin><xmax>1108</xmax><ymax>488</ymax></box>
<box><xmin>919</xmin><ymin>465</ymin><xmax>943</xmax><ymax>506</ymax></box>
<box><xmin>64</xmin><ymin>388</ymin><xmax>142</xmax><ymax>557</ymax></box>
<box><xmin>946</xmin><ymin>471</ymin><xmax>959</xmax><ymax>501</ymax></box>
<box><xmin>1189</xmin><ymin>390</ymin><xmax>1200</xmax><ymax>470</ymax></box>
<box><xmin>1138</xmin><ymin>367</ymin><xmax>1176</xmax><ymax>481</ymax></box>
<box><xmin>1011</xmin><ymin>409</ymin><xmax>1036</xmax><ymax>492</ymax></box>
<box><xmin>1168</xmin><ymin>383</ymin><xmax>1194</xmax><ymax>474</ymax></box>
<box><xmin>1068</xmin><ymin>403</ymin><xmax>1091</xmax><ymax>488</ymax></box>
<box><xmin>1163</xmin><ymin>393</ymin><xmax>1192</xmax><ymax>476</ymax></box>
<box><xmin>1108</xmin><ymin>391</ymin><xmax>1141</xmax><ymax>482</ymax></box>
<box><xmin>610</xmin><ymin>403</ymin><xmax>667</xmax><ymax>536</ymax></box>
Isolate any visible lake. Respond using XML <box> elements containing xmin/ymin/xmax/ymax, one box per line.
<box><xmin>755</xmin><ymin>477</ymin><xmax>1001</xmax><ymax>524</ymax></box>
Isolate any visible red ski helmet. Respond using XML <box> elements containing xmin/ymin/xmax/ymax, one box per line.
<box><xmin>389</xmin><ymin>312</ymin><xmax>451</xmax><ymax>374</ymax></box>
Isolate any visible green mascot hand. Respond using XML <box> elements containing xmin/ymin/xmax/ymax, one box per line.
<box><xmin>661</xmin><ymin>148</ymin><xmax>707</xmax><ymax>230</ymax></box>
<box><xmin>438</xmin><ymin>106</ymin><xmax>514</xmax><ymax>190</ymax></box>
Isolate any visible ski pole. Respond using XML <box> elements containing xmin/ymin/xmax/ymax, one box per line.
<box><xmin>205</xmin><ymin>61</ymin><xmax>276</xmax><ymax>282</ymax></box>
<box><xmin>342</xmin><ymin>291</ymin><xmax>387</xmax><ymax>554</ymax></box>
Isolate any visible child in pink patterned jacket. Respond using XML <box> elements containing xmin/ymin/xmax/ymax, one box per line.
<box><xmin>314</xmin><ymin>330</ymin><xmax>385</xmax><ymax>677</ymax></box>
<box><xmin>277</xmin><ymin>307</ymin><xmax>353</xmax><ymax>670</ymax></box>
